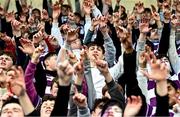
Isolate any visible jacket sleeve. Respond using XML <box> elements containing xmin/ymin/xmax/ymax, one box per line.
<box><xmin>14</xmin><ymin>36</ymin><xmax>28</xmax><ymax>69</ymax></box>
<box><xmin>154</xmin><ymin>88</ymin><xmax>169</xmax><ymax>116</ymax></box>
<box><xmin>77</xmin><ymin>106</ymin><xmax>91</xmax><ymax>117</ymax></box>
<box><xmin>109</xmin><ymin>54</ymin><xmax>124</xmax><ymax>82</ymax></box>
<box><xmin>51</xmin><ymin>84</ymin><xmax>71</xmax><ymax>116</ymax></box>
<box><xmin>103</xmin><ymin>33</ymin><xmax>116</xmax><ymax>67</ymax></box>
<box><xmin>25</xmin><ymin>61</ymin><xmax>41</xmax><ymax>107</ymax></box>
<box><xmin>168</xmin><ymin>29</ymin><xmax>180</xmax><ymax>74</ymax></box>
<box><xmin>84</xmin><ymin>16</ymin><xmax>92</xmax><ymax>40</ymax></box>
<box><xmin>158</xmin><ymin>22</ymin><xmax>171</xmax><ymax>55</ymax></box>
<box><xmin>83</xmin><ymin>29</ymin><xmax>94</xmax><ymax>45</ymax></box>
<box><xmin>107</xmin><ymin>79</ymin><xmax>125</xmax><ymax>110</ymax></box>
<box><xmin>51</xmin><ymin>22</ymin><xmax>64</xmax><ymax>47</ymax></box>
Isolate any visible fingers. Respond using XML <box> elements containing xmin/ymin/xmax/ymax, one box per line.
<box><xmin>58</xmin><ymin>60</ymin><xmax>74</xmax><ymax>76</ymax></box>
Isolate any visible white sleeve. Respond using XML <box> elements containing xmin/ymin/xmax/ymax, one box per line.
<box><xmin>168</xmin><ymin>30</ymin><xmax>180</xmax><ymax>74</ymax></box>
<box><xmin>92</xmin><ymin>5</ymin><xmax>102</xmax><ymax>17</ymax></box>
<box><xmin>51</xmin><ymin>22</ymin><xmax>64</xmax><ymax>47</ymax></box>
<box><xmin>109</xmin><ymin>55</ymin><xmax>124</xmax><ymax>82</ymax></box>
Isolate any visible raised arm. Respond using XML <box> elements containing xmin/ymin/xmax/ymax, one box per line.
<box><xmin>7</xmin><ymin>66</ymin><xmax>35</xmax><ymax>115</ymax></box>
<box><xmin>168</xmin><ymin>18</ymin><xmax>180</xmax><ymax>74</ymax></box>
<box><xmin>141</xmin><ymin>52</ymin><xmax>169</xmax><ymax>116</ymax></box>
<box><xmin>99</xmin><ymin>16</ymin><xmax>116</xmax><ymax>67</ymax></box>
<box><xmin>51</xmin><ymin>60</ymin><xmax>74</xmax><ymax>116</ymax></box>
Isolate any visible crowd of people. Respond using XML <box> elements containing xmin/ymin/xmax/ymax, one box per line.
<box><xmin>0</xmin><ymin>0</ymin><xmax>180</xmax><ymax>116</ymax></box>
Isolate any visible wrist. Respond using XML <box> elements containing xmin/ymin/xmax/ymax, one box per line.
<box><xmin>89</xmin><ymin>26</ymin><xmax>95</xmax><ymax>31</ymax></box>
<box><xmin>58</xmin><ymin>78</ymin><xmax>71</xmax><ymax>86</ymax></box>
<box><xmin>31</xmin><ymin>58</ymin><xmax>39</xmax><ymax>64</ymax></box>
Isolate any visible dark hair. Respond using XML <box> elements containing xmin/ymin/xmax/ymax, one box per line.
<box><xmin>1</xmin><ymin>97</ymin><xmax>20</xmax><ymax>111</ymax></box>
<box><xmin>167</xmin><ymin>79</ymin><xmax>178</xmax><ymax>91</ymax></box>
<box><xmin>43</xmin><ymin>52</ymin><xmax>57</xmax><ymax>67</ymax></box>
<box><xmin>146</xmin><ymin>40</ymin><xmax>154</xmax><ymax>52</ymax></box>
<box><xmin>102</xmin><ymin>84</ymin><xmax>124</xmax><ymax>96</ymax></box>
<box><xmin>143</xmin><ymin>8</ymin><xmax>152</xmax><ymax>14</ymax></box>
<box><xmin>32</xmin><ymin>8</ymin><xmax>41</xmax><ymax>15</ymax></box>
<box><xmin>101</xmin><ymin>99</ymin><xmax>125</xmax><ymax>116</ymax></box>
<box><xmin>50</xmin><ymin>77</ymin><xmax>59</xmax><ymax>90</ymax></box>
<box><xmin>74</xmin><ymin>12</ymin><xmax>82</xmax><ymax>20</ymax></box>
<box><xmin>86</xmin><ymin>41</ymin><xmax>105</xmax><ymax>54</ymax></box>
<box><xmin>42</xmin><ymin>95</ymin><xmax>56</xmax><ymax>102</ymax></box>
<box><xmin>92</xmin><ymin>97</ymin><xmax>109</xmax><ymax>112</ymax></box>
<box><xmin>0</xmin><ymin>51</ymin><xmax>16</xmax><ymax>64</ymax></box>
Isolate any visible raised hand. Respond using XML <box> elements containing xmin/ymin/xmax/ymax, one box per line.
<box><xmin>83</xmin><ymin>1</ymin><xmax>92</xmax><ymax>15</ymax></box>
<box><xmin>73</xmin><ymin>87</ymin><xmax>87</xmax><ymax>108</ymax></box>
<box><xmin>57</xmin><ymin>60</ymin><xmax>74</xmax><ymax>86</ymax></box>
<box><xmin>112</xmin><ymin>12</ymin><xmax>121</xmax><ymax>24</ymax></box>
<box><xmin>31</xmin><ymin>45</ymin><xmax>45</xmax><ymax>64</ymax></box>
<box><xmin>41</xmin><ymin>9</ymin><xmax>49</xmax><ymax>21</ymax></box>
<box><xmin>66</xmin><ymin>28</ymin><xmax>78</xmax><ymax>43</ymax></box>
<box><xmin>139</xmin><ymin>22</ymin><xmax>151</xmax><ymax>34</ymax></box>
<box><xmin>0</xmin><ymin>33</ymin><xmax>13</xmax><ymax>43</ymax></box>
<box><xmin>124</xmin><ymin>96</ymin><xmax>142</xmax><ymax>116</ymax></box>
<box><xmin>6</xmin><ymin>66</ymin><xmax>26</xmax><ymax>97</ymax></box>
<box><xmin>136</xmin><ymin>1</ymin><xmax>144</xmax><ymax>14</ymax></box>
<box><xmin>52</xmin><ymin>1</ymin><xmax>61</xmax><ymax>20</ymax></box>
<box><xmin>171</xmin><ymin>14</ymin><xmax>178</xmax><ymax>29</ymax></box>
<box><xmin>80</xmin><ymin>46</ymin><xmax>89</xmax><ymax>62</ymax></box>
<box><xmin>19</xmin><ymin>38</ymin><xmax>35</xmax><ymax>56</ymax></box>
<box><xmin>5</xmin><ymin>11</ymin><xmax>15</xmax><ymax>22</ymax></box>
<box><xmin>151</xmin><ymin>4</ymin><xmax>157</xmax><ymax>13</ymax></box>
<box><xmin>21</xmin><ymin>4</ymin><xmax>29</xmax><ymax>14</ymax></box>
<box><xmin>116</xmin><ymin>26</ymin><xmax>129</xmax><ymax>39</ymax></box>
<box><xmin>141</xmin><ymin>52</ymin><xmax>168</xmax><ymax>81</ymax></box>
<box><xmin>66</xmin><ymin>50</ymin><xmax>78</xmax><ymax>65</ymax></box>
<box><xmin>60</xmin><ymin>23</ymin><xmax>70</xmax><ymax>34</ymax></box>
<box><xmin>116</xmin><ymin>26</ymin><xmax>133</xmax><ymax>53</ymax></box>
<box><xmin>99</xmin><ymin>16</ymin><xmax>108</xmax><ymax>35</ymax></box>
<box><xmin>138</xmin><ymin>51</ymin><xmax>147</xmax><ymax>68</ymax></box>
<box><xmin>90</xmin><ymin>17</ymin><xmax>100</xmax><ymax>31</ymax></box>
<box><xmin>32</xmin><ymin>31</ymin><xmax>44</xmax><ymax>45</ymax></box>
<box><xmin>152</xmin><ymin>12</ymin><xmax>160</xmax><ymax>21</ymax></box>
<box><xmin>11</xmin><ymin>19</ymin><xmax>22</xmax><ymax>32</ymax></box>
<box><xmin>96</xmin><ymin>59</ymin><xmax>109</xmax><ymax>75</ymax></box>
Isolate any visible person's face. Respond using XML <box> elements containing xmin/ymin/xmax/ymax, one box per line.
<box><xmin>40</xmin><ymin>100</ymin><xmax>55</xmax><ymax>117</ymax></box>
<box><xmin>102</xmin><ymin>105</ymin><xmax>122</xmax><ymax>117</ymax></box>
<box><xmin>88</xmin><ymin>45</ymin><xmax>104</xmax><ymax>61</ymax></box>
<box><xmin>150</xmin><ymin>29</ymin><xmax>159</xmax><ymax>39</ymax></box>
<box><xmin>50</xmin><ymin>82</ymin><xmax>58</xmax><ymax>97</ymax></box>
<box><xmin>61</xmin><ymin>7</ymin><xmax>68</xmax><ymax>16</ymax></box>
<box><xmin>32</xmin><ymin>10</ymin><xmax>40</xmax><ymax>20</ymax></box>
<box><xmin>143</xmin><ymin>12</ymin><xmax>151</xmax><ymax>20</ymax></box>
<box><xmin>160</xmin><ymin>57</ymin><xmax>171</xmax><ymax>72</ymax></box>
<box><xmin>1</xmin><ymin>103</ymin><xmax>24</xmax><ymax>117</ymax></box>
<box><xmin>74</xmin><ymin>15</ymin><xmax>81</xmax><ymax>24</ymax></box>
<box><xmin>0</xmin><ymin>54</ymin><xmax>13</xmax><ymax>70</ymax></box>
<box><xmin>45</xmin><ymin>55</ymin><xmax>57</xmax><ymax>71</ymax></box>
<box><xmin>167</xmin><ymin>83</ymin><xmax>178</xmax><ymax>106</ymax></box>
